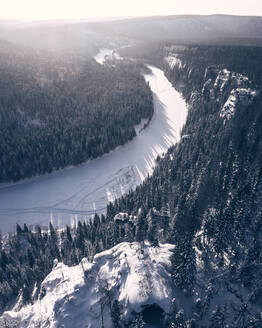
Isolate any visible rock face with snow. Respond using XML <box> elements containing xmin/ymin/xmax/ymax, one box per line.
<box><xmin>165</xmin><ymin>56</ymin><xmax>184</xmax><ymax>70</ymax></box>
<box><xmin>1</xmin><ymin>242</ymin><xmax>175</xmax><ymax>327</ymax></box>
<box><xmin>201</xmin><ymin>67</ymin><xmax>258</xmax><ymax>120</ymax></box>
<box><xmin>164</xmin><ymin>50</ymin><xmax>258</xmax><ymax>123</ymax></box>
<box><xmin>202</xmin><ymin>67</ymin><xmax>252</xmax><ymax>99</ymax></box>
<box><xmin>200</xmin><ymin>67</ymin><xmax>258</xmax><ymax>121</ymax></box>
<box><xmin>220</xmin><ymin>88</ymin><xmax>257</xmax><ymax>120</ymax></box>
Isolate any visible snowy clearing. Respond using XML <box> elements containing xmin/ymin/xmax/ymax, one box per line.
<box><xmin>0</xmin><ymin>63</ymin><xmax>187</xmax><ymax>233</ymax></box>
<box><xmin>1</xmin><ymin>242</ymin><xmax>175</xmax><ymax>327</ymax></box>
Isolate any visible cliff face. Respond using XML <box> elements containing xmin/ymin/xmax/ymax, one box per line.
<box><xmin>163</xmin><ymin>47</ymin><xmax>258</xmax><ymax>111</ymax></box>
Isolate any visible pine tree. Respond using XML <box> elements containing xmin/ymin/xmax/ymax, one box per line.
<box><xmin>209</xmin><ymin>305</ymin><xmax>228</xmax><ymax>328</ymax></box>
<box><xmin>147</xmin><ymin>209</ymin><xmax>159</xmax><ymax>246</ymax></box>
<box><xmin>135</xmin><ymin>212</ymin><xmax>145</xmax><ymax>243</ymax></box>
<box><xmin>111</xmin><ymin>300</ymin><xmax>121</xmax><ymax>328</ymax></box>
<box><xmin>16</xmin><ymin>224</ymin><xmax>23</xmax><ymax>234</ymax></box>
<box><xmin>171</xmin><ymin>237</ymin><xmax>196</xmax><ymax>295</ymax></box>
<box><xmin>131</xmin><ymin>313</ymin><xmax>144</xmax><ymax>328</ymax></box>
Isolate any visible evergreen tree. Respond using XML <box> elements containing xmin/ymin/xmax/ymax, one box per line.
<box><xmin>111</xmin><ymin>300</ymin><xmax>121</xmax><ymax>328</ymax></box>
<box><xmin>209</xmin><ymin>305</ymin><xmax>228</xmax><ymax>328</ymax></box>
<box><xmin>147</xmin><ymin>209</ymin><xmax>159</xmax><ymax>246</ymax></box>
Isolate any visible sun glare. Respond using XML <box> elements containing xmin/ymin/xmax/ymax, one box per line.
<box><xmin>1</xmin><ymin>0</ymin><xmax>262</xmax><ymax>21</ymax></box>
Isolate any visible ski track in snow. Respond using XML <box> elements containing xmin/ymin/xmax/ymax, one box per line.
<box><xmin>0</xmin><ymin>52</ymin><xmax>187</xmax><ymax>233</ymax></box>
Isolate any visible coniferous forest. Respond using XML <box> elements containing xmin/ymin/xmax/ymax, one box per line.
<box><xmin>0</xmin><ymin>44</ymin><xmax>153</xmax><ymax>182</ymax></box>
<box><xmin>1</xmin><ymin>43</ymin><xmax>262</xmax><ymax>327</ymax></box>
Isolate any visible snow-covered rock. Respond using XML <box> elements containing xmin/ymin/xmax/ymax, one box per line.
<box><xmin>113</xmin><ymin>212</ymin><xmax>129</xmax><ymax>223</ymax></box>
<box><xmin>94</xmin><ymin>49</ymin><xmax>122</xmax><ymax>65</ymax></box>
<box><xmin>164</xmin><ymin>56</ymin><xmax>183</xmax><ymax>70</ymax></box>
<box><xmin>1</xmin><ymin>242</ymin><xmax>175</xmax><ymax>327</ymax></box>
<box><xmin>202</xmin><ymin>67</ymin><xmax>251</xmax><ymax>98</ymax></box>
<box><xmin>213</xmin><ymin>69</ymin><xmax>231</xmax><ymax>92</ymax></box>
<box><xmin>220</xmin><ymin>88</ymin><xmax>257</xmax><ymax>120</ymax></box>
<box><xmin>200</xmin><ymin>66</ymin><xmax>258</xmax><ymax>121</ymax></box>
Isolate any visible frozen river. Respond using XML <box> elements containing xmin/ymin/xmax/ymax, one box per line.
<box><xmin>0</xmin><ymin>60</ymin><xmax>187</xmax><ymax>233</ymax></box>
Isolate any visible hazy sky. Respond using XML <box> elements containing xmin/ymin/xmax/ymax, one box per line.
<box><xmin>1</xmin><ymin>0</ymin><xmax>262</xmax><ymax>21</ymax></box>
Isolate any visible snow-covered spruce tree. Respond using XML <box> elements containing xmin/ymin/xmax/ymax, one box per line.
<box><xmin>111</xmin><ymin>300</ymin><xmax>121</xmax><ymax>328</ymax></box>
<box><xmin>169</xmin><ymin>309</ymin><xmax>188</xmax><ymax>328</ymax></box>
<box><xmin>135</xmin><ymin>211</ymin><xmax>145</xmax><ymax>243</ymax></box>
<box><xmin>147</xmin><ymin>208</ymin><xmax>159</xmax><ymax>246</ymax></box>
<box><xmin>209</xmin><ymin>305</ymin><xmax>228</xmax><ymax>328</ymax></box>
<box><xmin>170</xmin><ymin>236</ymin><xmax>196</xmax><ymax>295</ymax></box>
<box><xmin>131</xmin><ymin>313</ymin><xmax>145</xmax><ymax>328</ymax></box>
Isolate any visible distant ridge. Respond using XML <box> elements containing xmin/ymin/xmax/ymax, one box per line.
<box><xmin>1</xmin><ymin>14</ymin><xmax>262</xmax><ymax>52</ymax></box>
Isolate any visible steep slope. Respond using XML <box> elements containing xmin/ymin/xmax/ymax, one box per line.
<box><xmin>0</xmin><ymin>242</ymin><xmax>174</xmax><ymax>327</ymax></box>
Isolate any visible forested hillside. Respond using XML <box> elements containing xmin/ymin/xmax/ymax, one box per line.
<box><xmin>114</xmin><ymin>44</ymin><xmax>262</xmax><ymax>325</ymax></box>
<box><xmin>0</xmin><ymin>43</ymin><xmax>153</xmax><ymax>182</ymax></box>
<box><xmin>1</xmin><ymin>44</ymin><xmax>262</xmax><ymax>326</ymax></box>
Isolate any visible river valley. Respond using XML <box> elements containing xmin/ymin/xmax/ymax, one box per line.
<box><xmin>0</xmin><ymin>54</ymin><xmax>187</xmax><ymax>233</ymax></box>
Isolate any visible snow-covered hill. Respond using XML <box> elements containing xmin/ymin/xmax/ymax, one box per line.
<box><xmin>1</xmin><ymin>242</ymin><xmax>175</xmax><ymax>327</ymax></box>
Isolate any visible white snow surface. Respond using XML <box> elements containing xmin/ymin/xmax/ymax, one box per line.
<box><xmin>213</xmin><ymin>69</ymin><xmax>250</xmax><ymax>92</ymax></box>
<box><xmin>0</xmin><ymin>64</ymin><xmax>187</xmax><ymax>233</ymax></box>
<box><xmin>1</xmin><ymin>242</ymin><xmax>175</xmax><ymax>327</ymax></box>
<box><xmin>220</xmin><ymin>88</ymin><xmax>257</xmax><ymax>120</ymax></box>
<box><xmin>164</xmin><ymin>56</ymin><xmax>183</xmax><ymax>69</ymax></box>
<box><xmin>213</xmin><ymin>69</ymin><xmax>231</xmax><ymax>91</ymax></box>
<box><xmin>134</xmin><ymin>117</ymin><xmax>150</xmax><ymax>135</ymax></box>
<box><xmin>202</xmin><ymin>67</ymin><xmax>251</xmax><ymax>97</ymax></box>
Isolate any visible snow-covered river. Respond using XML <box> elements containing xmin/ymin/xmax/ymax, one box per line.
<box><xmin>0</xmin><ymin>53</ymin><xmax>187</xmax><ymax>233</ymax></box>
